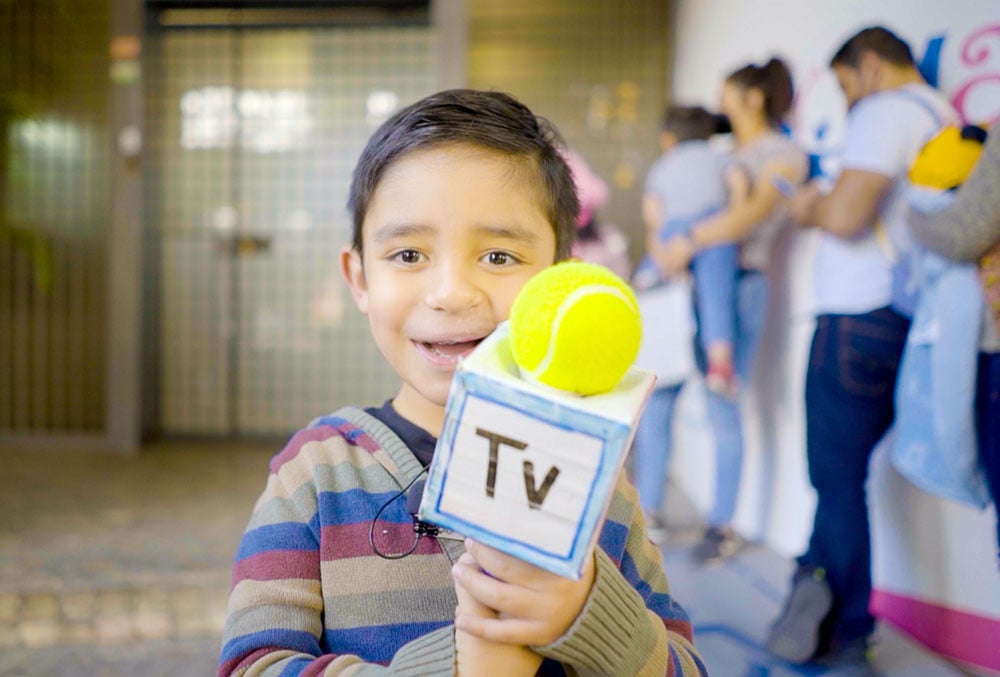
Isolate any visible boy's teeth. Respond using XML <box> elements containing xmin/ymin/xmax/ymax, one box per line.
<box><xmin>429</xmin><ymin>340</ymin><xmax>477</xmax><ymax>357</ymax></box>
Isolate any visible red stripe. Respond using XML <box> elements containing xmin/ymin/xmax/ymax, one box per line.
<box><xmin>218</xmin><ymin>646</ymin><xmax>280</xmax><ymax>676</ymax></box>
<box><xmin>233</xmin><ymin>549</ymin><xmax>319</xmax><ymax>584</ymax></box>
<box><xmin>871</xmin><ymin>588</ymin><xmax>1000</xmax><ymax>671</ymax></box>
<box><xmin>663</xmin><ymin>616</ymin><xmax>694</xmax><ymax>643</ymax></box>
<box><xmin>338</xmin><ymin>421</ymin><xmax>381</xmax><ymax>453</ymax></box>
<box><xmin>300</xmin><ymin>654</ymin><xmax>338</xmax><ymax>676</ymax></box>
<box><xmin>270</xmin><ymin>426</ymin><xmax>341</xmax><ymax>474</ymax></box>
<box><xmin>320</xmin><ymin>522</ymin><xmax>444</xmax><ymax>560</ymax></box>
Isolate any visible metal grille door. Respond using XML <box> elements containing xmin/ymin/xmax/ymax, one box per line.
<box><xmin>147</xmin><ymin>22</ymin><xmax>437</xmax><ymax>436</ymax></box>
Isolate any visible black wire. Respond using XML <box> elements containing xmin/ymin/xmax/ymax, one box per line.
<box><xmin>368</xmin><ymin>471</ymin><xmax>427</xmax><ymax>560</ymax></box>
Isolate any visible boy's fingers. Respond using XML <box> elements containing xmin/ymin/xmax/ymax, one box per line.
<box><xmin>455</xmin><ymin>614</ymin><xmax>555</xmax><ymax>646</ymax></box>
<box><xmin>454</xmin><ymin>576</ymin><xmax>496</xmax><ymax>618</ymax></box>
<box><xmin>452</xmin><ymin>560</ymin><xmax>532</xmax><ymax>618</ymax></box>
<box><xmin>464</xmin><ymin>540</ymin><xmax>538</xmax><ymax>588</ymax></box>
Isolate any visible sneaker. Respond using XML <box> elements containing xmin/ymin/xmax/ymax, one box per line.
<box><xmin>766</xmin><ymin>566</ymin><xmax>834</xmax><ymax>663</ymax></box>
<box><xmin>691</xmin><ymin>526</ymin><xmax>739</xmax><ymax>564</ymax></box>
<box><xmin>645</xmin><ymin>512</ymin><xmax>669</xmax><ymax>545</ymax></box>
<box><xmin>817</xmin><ymin>638</ymin><xmax>877</xmax><ymax>676</ymax></box>
<box><xmin>705</xmin><ymin>359</ymin><xmax>738</xmax><ymax>399</ymax></box>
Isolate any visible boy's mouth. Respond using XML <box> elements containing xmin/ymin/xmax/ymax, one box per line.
<box><xmin>415</xmin><ymin>337</ymin><xmax>485</xmax><ymax>367</ymax></box>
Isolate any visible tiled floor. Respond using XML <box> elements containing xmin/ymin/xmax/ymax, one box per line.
<box><xmin>0</xmin><ymin>441</ymin><xmax>983</xmax><ymax>676</ymax></box>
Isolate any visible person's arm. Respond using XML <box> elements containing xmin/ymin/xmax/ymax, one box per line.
<box><xmin>910</xmin><ymin>129</ymin><xmax>1000</xmax><ymax>261</ymax></box>
<box><xmin>789</xmin><ymin>168</ymin><xmax>893</xmax><ymax>239</ymax></box>
<box><xmin>642</xmin><ymin>193</ymin><xmax>662</xmax><ymax>236</ymax></box>
<box><xmin>454</xmin><ymin>472</ymin><xmax>707</xmax><ymax>676</ymax></box>
<box><xmin>217</xmin><ymin>429</ymin><xmax>456</xmax><ymax>676</ymax></box>
<box><xmin>690</xmin><ymin>160</ymin><xmax>802</xmax><ymax>248</ymax></box>
<box><xmin>790</xmin><ymin>92</ymin><xmax>917</xmax><ymax>240</ymax></box>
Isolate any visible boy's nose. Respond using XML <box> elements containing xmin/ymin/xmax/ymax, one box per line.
<box><xmin>424</xmin><ymin>264</ymin><xmax>483</xmax><ymax>312</ymax></box>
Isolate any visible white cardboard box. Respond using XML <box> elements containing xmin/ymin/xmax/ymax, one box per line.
<box><xmin>418</xmin><ymin>322</ymin><xmax>656</xmax><ymax>579</ymax></box>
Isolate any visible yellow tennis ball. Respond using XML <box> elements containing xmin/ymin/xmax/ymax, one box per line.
<box><xmin>509</xmin><ymin>261</ymin><xmax>641</xmax><ymax>395</ymax></box>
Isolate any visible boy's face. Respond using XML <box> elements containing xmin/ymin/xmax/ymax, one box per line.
<box><xmin>340</xmin><ymin>143</ymin><xmax>557</xmax><ymax>435</ymax></box>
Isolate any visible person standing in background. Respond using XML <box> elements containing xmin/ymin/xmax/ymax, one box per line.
<box><xmin>771</xmin><ymin>26</ymin><xmax>959</xmax><ymax>672</ymax></box>
<box><xmin>909</xmin><ymin>129</ymin><xmax>1000</xmax><ymax>567</ymax></box>
<box><xmin>638</xmin><ymin>57</ymin><xmax>806</xmax><ymax>562</ymax></box>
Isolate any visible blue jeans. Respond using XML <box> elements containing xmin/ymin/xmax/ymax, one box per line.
<box><xmin>633</xmin><ymin>271</ymin><xmax>768</xmax><ymax>526</ymax></box>
<box><xmin>977</xmin><ymin>351</ymin><xmax>1000</xmax><ymax>565</ymax></box>
<box><xmin>692</xmin><ymin>245</ymin><xmax>739</xmax><ymax>349</ymax></box>
<box><xmin>797</xmin><ymin>307</ymin><xmax>910</xmax><ymax>645</ymax></box>
<box><xmin>661</xmin><ymin>208</ymin><xmax>738</xmax><ymax>350</ymax></box>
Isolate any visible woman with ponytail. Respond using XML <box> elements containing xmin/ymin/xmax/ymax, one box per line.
<box><xmin>638</xmin><ymin>57</ymin><xmax>807</xmax><ymax>562</ymax></box>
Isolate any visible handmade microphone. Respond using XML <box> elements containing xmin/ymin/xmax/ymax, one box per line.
<box><xmin>417</xmin><ymin>261</ymin><xmax>657</xmax><ymax>579</ymax></box>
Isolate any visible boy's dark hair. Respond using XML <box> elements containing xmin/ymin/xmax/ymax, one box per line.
<box><xmin>830</xmin><ymin>26</ymin><xmax>914</xmax><ymax>69</ymax></box>
<box><xmin>726</xmin><ymin>57</ymin><xmax>794</xmax><ymax>127</ymax></box>
<box><xmin>348</xmin><ymin>89</ymin><xmax>578</xmax><ymax>260</ymax></box>
<box><xmin>661</xmin><ymin>105</ymin><xmax>720</xmax><ymax>142</ymax></box>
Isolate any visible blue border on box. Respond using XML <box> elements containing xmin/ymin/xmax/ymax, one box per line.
<box><xmin>421</xmin><ymin>369</ymin><xmax>631</xmax><ymax>579</ymax></box>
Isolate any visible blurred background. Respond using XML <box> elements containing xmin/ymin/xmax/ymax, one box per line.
<box><xmin>1</xmin><ymin>0</ymin><xmax>999</xmax><ymax>675</ymax></box>
<box><xmin>0</xmin><ymin>0</ymin><xmax>671</xmax><ymax>445</ymax></box>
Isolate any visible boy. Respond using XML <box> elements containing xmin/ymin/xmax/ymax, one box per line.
<box><xmin>217</xmin><ymin>89</ymin><xmax>706</xmax><ymax>675</ymax></box>
<box><xmin>635</xmin><ymin>105</ymin><xmax>738</xmax><ymax>397</ymax></box>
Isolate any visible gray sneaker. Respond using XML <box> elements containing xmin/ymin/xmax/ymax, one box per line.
<box><xmin>818</xmin><ymin>638</ymin><xmax>877</xmax><ymax>676</ymax></box>
<box><xmin>691</xmin><ymin>526</ymin><xmax>739</xmax><ymax>564</ymax></box>
<box><xmin>766</xmin><ymin>567</ymin><xmax>834</xmax><ymax>663</ymax></box>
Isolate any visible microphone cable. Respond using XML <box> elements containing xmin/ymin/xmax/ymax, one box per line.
<box><xmin>368</xmin><ymin>471</ymin><xmax>439</xmax><ymax>560</ymax></box>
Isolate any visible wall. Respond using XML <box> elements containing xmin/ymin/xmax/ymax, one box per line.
<box><xmin>667</xmin><ymin>0</ymin><xmax>1000</xmax><ymax>670</ymax></box>
<box><xmin>467</xmin><ymin>0</ymin><xmax>674</xmax><ymax>265</ymax></box>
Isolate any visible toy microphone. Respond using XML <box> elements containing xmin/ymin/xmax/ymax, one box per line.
<box><xmin>417</xmin><ymin>261</ymin><xmax>657</xmax><ymax>579</ymax></box>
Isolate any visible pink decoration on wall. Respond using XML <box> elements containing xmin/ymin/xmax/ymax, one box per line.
<box><xmin>951</xmin><ymin>73</ymin><xmax>1000</xmax><ymax>125</ymax></box>
<box><xmin>960</xmin><ymin>22</ymin><xmax>1000</xmax><ymax>66</ymax></box>
<box><xmin>953</xmin><ymin>22</ymin><xmax>1000</xmax><ymax>124</ymax></box>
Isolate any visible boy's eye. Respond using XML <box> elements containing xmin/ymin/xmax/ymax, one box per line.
<box><xmin>483</xmin><ymin>251</ymin><xmax>518</xmax><ymax>266</ymax></box>
<box><xmin>391</xmin><ymin>249</ymin><xmax>424</xmax><ymax>264</ymax></box>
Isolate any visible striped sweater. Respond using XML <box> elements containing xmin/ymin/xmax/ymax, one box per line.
<box><xmin>218</xmin><ymin>406</ymin><xmax>707</xmax><ymax>676</ymax></box>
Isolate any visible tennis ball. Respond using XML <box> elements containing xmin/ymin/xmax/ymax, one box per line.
<box><xmin>508</xmin><ymin>261</ymin><xmax>641</xmax><ymax>395</ymax></box>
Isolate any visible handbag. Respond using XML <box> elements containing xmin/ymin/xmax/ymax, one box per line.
<box><xmin>633</xmin><ymin>279</ymin><xmax>696</xmax><ymax>388</ymax></box>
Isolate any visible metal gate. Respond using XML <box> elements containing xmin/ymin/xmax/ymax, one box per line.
<box><xmin>146</xmin><ymin>9</ymin><xmax>438</xmax><ymax>435</ymax></box>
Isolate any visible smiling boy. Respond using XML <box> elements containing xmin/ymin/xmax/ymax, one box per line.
<box><xmin>218</xmin><ymin>89</ymin><xmax>705</xmax><ymax>676</ymax></box>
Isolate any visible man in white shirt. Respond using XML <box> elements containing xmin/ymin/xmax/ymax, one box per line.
<box><xmin>767</xmin><ymin>26</ymin><xmax>958</xmax><ymax>671</ymax></box>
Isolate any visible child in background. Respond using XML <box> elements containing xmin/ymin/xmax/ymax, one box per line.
<box><xmin>564</xmin><ymin>149</ymin><xmax>632</xmax><ymax>280</ymax></box>
<box><xmin>217</xmin><ymin>89</ymin><xmax>706</xmax><ymax>676</ymax></box>
<box><xmin>636</xmin><ymin>105</ymin><xmax>739</xmax><ymax>397</ymax></box>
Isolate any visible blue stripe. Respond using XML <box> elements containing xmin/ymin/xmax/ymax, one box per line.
<box><xmin>220</xmin><ymin>628</ymin><xmax>320</xmax><ymax>665</ymax></box>
<box><xmin>671</xmin><ymin>649</ymin><xmax>684</xmax><ymax>675</ymax></box>
<box><xmin>618</xmin><ymin>548</ymin><xmax>692</xmax><ymax>622</ymax></box>
<box><xmin>691</xmin><ymin>648</ymin><xmax>710</xmax><ymax>676</ymax></box>
<box><xmin>597</xmin><ymin>518</ymin><xmax>629</xmax><ymax>560</ymax></box>
<box><xmin>317</xmin><ymin>487</ymin><xmax>410</xmax><ymax>526</ymax></box>
<box><xmin>237</xmin><ymin>522</ymin><xmax>318</xmax><ymax>560</ymax></box>
<box><xmin>321</xmin><ymin>620</ymin><xmax>450</xmax><ymax>663</ymax></box>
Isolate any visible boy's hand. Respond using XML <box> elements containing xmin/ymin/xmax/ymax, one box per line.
<box><xmin>452</xmin><ymin>539</ymin><xmax>597</xmax><ymax>646</ymax></box>
<box><xmin>454</xmin><ymin>559</ymin><xmax>543</xmax><ymax>676</ymax></box>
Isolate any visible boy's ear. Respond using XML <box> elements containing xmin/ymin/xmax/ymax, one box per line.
<box><xmin>339</xmin><ymin>245</ymin><xmax>369</xmax><ymax>314</ymax></box>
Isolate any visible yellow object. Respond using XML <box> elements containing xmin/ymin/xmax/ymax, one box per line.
<box><xmin>508</xmin><ymin>261</ymin><xmax>642</xmax><ymax>395</ymax></box>
<box><xmin>908</xmin><ymin>126</ymin><xmax>986</xmax><ymax>190</ymax></box>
